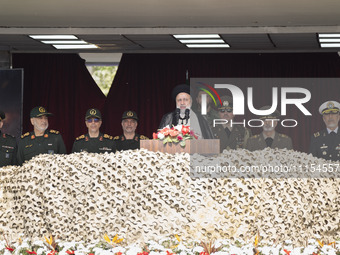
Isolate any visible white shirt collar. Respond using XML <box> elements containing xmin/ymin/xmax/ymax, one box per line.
<box><xmin>327</xmin><ymin>127</ymin><xmax>338</xmax><ymax>134</ymax></box>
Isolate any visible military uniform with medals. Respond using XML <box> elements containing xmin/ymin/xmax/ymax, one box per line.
<box><xmin>115</xmin><ymin>110</ymin><xmax>148</xmax><ymax>151</ymax></box>
<box><xmin>0</xmin><ymin>111</ymin><xmax>17</xmax><ymax>167</ymax></box>
<box><xmin>211</xmin><ymin>96</ymin><xmax>251</xmax><ymax>152</ymax></box>
<box><xmin>17</xmin><ymin>107</ymin><xmax>66</xmax><ymax>165</ymax></box>
<box><xmin>72</xmin><ymin>108</ymin><xmax>117</xmax><ymax>153</ymax></box>
<box><xmin>309</xmin><ymin>101</ymin><xmax>340</xmax><ymax>161</ymax></box>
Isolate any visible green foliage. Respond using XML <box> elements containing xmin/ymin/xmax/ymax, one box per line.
<box><xmin>86</xmin><ymin>65</ymin><xmax>118</xmax><ymax>96</ymax></box>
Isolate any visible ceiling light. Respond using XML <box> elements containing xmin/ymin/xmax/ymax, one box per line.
<box><xmin>320</xmin><ymin>43</ymin><xmax>340</xmax><ymax>48</ymax></box>
<box><xmin>318</xmin><ymin>33</ymin><xmax>340</xmax><ymax>38</ymax></box>
<box><xmin>29</xmin><ymin>35</ymin><xmax>78</xmax><ymax>40</ymax></box>
<box><xmin>319</xmin><ymin>38</ymin><xmax>340</xmax><ymax>43</ymax></box>
<box><xmin>53</xmin><ymin>44</ymin><xmax>98</xmax><ymax>49</ymax></box>
<box><xmin>41</xmin><ymin>40</ymin><xmax>87</xmax><ymax>44</ymax></box>
<box><xmin>173</xmin><ymin>34</ymin><xmax>220</xmax><ymax>39</ymax></box>
<box><xmin>179</xmin><ymin>39</ymin><xmax>224</xmax><ymax>43</ymax></box>
<box><xmin>186</xmin><ymin>44</ymin><xmax>230</xmax><ymax>48</ymax></box>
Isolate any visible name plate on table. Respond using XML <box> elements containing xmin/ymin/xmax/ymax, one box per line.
<box><xmin>140</xmin><ymin>139</ymin><xmax>220</xmax><ymax>155</ymax></box>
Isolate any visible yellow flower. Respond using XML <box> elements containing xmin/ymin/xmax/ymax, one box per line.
<box><xmin>104</xmin><ymin>234</ymin><xmax>124</xmax><ymax>246</ymax></box>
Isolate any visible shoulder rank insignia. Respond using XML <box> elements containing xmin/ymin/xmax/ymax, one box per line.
<box><xmin>76</xmin><ymin>135</ymin><xmax>85</xmax><ymax>141</ymax></box>
<box><xmin>49</xmin><ymin>130</ymin><xmax>60</xmax><ymax>134</ymax></box>
<box><xmin>314</xmin><ymin>132</ymin><xmax>320</xmax><ymax>138</ymax></box>
<box><xmin>21</xmin><ymin>132</ymin><xmax>30</xmax><ymax>138</ymax></box>
<box><xmin>140</xmin><ymin>135</ymin><xmax>149</xmax><ymax>140</ymax></box>
<box><xmin>103</xmin><ymin>134</ymin><xmax>113</xmax><ymax>140</ymax></box>
<box><xmin>113</xmin><ymin>136</ymin><xmax>120</xmax><ymax>140</ymax></box>
<box><xmin>279</xmin><ymin>134</ymin><xmax>288</xmax><ymax>138</ymax></box>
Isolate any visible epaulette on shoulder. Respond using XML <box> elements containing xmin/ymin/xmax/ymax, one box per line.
<box><xmin>314</xmin><ymin>132</ymin><xmax>320</xmax><ymax>138</ymax></box>
<box><xmin>251</xmin><ymin>134</ymin><xmax>259</xmax><ymax>139</ymax></box>
<box><xmin>103</xmin><ymin>134</ymin><xmax>113</xmax><ymax>140</ymax></box>
<box><xmin>113</xmin><ymin>136</ymin><xmax>120</xmax><ymax>140</ymax></box>
<box><xmin>49</xmin><ymin>129</ymin><xmax>60</xmax><ymax>134</ymax></box>
<box><xmin>140</xmin><ymin>135</ymin><xmax>149</xmax><ymax>140</ymax></box>
<box><xmin>3</xmin><ymin>133</ymin><xmax>14</xmax><ymax>139</ymax></box>
<box><xmin>21</xmin><ymin>132</ymin><xmax>30</xmax><ymax>138</ymax></box>
<box><xmin>279</xmin><ymin>133</ymin><xmax>288</xmax><ymax>138</ymax></box>
<box><xmin>76</xmin><ymin>135</ymin><xmax>85</xmax><ymax>141</ymax></box>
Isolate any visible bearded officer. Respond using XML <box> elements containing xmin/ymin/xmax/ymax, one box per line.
<box><xmin>212</xmin><ymin>96</ymin><xmax>251</xmax><ymax>152</ymax></box>
<box><xmin>309</xmin><ymin>100</ymin><xmax>340</xmax><ymax>161</ymax></box>
<box><xmin>0</xmin><ymin>111</ymin><xmax>17</xmax><ymax>167</ymax></box>
<box><xmin>72</xmin><ymin>108</ymin><xmax>116</xmax><ymax>153</ymax></box>
<box><xmin>17</xmin><ymin>106</ymin><xmax>66</xmax><ymax>165</ymax></box>
<box><xmin>246</xmin><ymin>106</ymin><xmax>293</xmax><ymax>151</ymax></box>
<box><xmin>114</xmin><ymin>110</ymin><xmax>148</xmax><ymax>151</ymax></box>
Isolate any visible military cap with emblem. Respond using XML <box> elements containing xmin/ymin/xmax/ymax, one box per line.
<box><xmin>122</xmin><ymin>110</ymin><xmax>138</xmax><ymax>121</ymax></box>
<box><xmin>218</xmin><ymin>96</ymin><xmax>233</xmax><ymax>112</ymax></box>
<box><xmin>0</xmin><ymin>111</ymin><xmax>5</xmax><ymax>121</ymax></box>
<box><xmin>171</xmin><ymin>84</ymin><xmax>190</xmax><ymax>100</ymax></box>
<box><xmin>258</xmin><ymin>105</ymin><xmax>280</xmax><ymax>119</ymax></box>
<box><xmin>30</xmin><ymin>106</ymin><xmax>53</xmax><ymax>118</ymax></box>
<box><xmin>85</xmin><ymin>108</ymin><xmax>102</xmax><ymax>120</ymax></box>
<box><xmin>319</xmin><ymin>100</ymin><xmax>340</xmax><ymax>115</ymax></box>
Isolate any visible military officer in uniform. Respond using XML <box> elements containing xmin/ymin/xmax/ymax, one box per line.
<box><xmin>212</xmin><ymin>96</ymin><xmax>251</xmax><ymax>152</ymax></box>
<box><xmin>17</xmin><ymin>106</ymin><xmax>66</xmax><ymax>165</ymax></box>
<box><xmin>114</xmin><ymin>110</ymin><xmax>148</xmax><ymax>151</ymax></box>
<box><xmin>72</xmin><ymin>108</ymin><xmax>116</xmax><ymax>153</ymax></box>
<box><xmin>246</xmin><ymin>106</ymin><xmax>293</xmax><ymax>151</ymax></box>
<box><xmin>0</xmin><ymin>111</ymin><xmax>17</xmax><ymax>167</ymax></box>
<box><xmin>309</xmin><ymin>100</ymin><xmax>340</xmax><ymax>161</ymax></box>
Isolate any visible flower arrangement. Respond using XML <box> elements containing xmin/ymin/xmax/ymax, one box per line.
<box><xmin>0</xmin><ymin>234</ymin><xmax>339</xmax><ymax>255</ymax></box>
<box><xmin>153</xmin><ymin>125</ymin><xmax>198</xmax><ymax>147</ymax></box>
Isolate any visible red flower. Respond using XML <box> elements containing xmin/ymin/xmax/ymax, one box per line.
<box><xmin>181</xmin><ymin>126</ymin><xmax>190</xmax><ymax>135</ymax></box>
<box><xmin>166</xmin><ymin>251</ymin><xmax>174</xmax><ymax>255</ymax></box>
<box><xmin>89</xmin><ymin>254</ymin><xmax>94</xmax><ymax>255</ymax></box>
<box><xmin>283</xmin><ymin>249</ymin><xmax>291</xmax><ymax>255</ymax></box>
<box><xmin>26</xmin><ymin>251</ymin><xmax>37</xmax><ymax>255</ymax></box>
<box><xmin>137</xmin><ymin>252</ymin><xmax>149</xmax><ymax>255</ymax></box>
<box><xmin>169</xmin><ymin>129</ymin><xmax>179</xmax><ymax>137</ymax></box>
<box><xmin>177</xmin><ymin>135</ymin><xmax>183</xmax><ymax>141</ymax></box>
<box><xmin>153</xmin><ymin>132</ymin><xmax>158</xmax><ymax>139</ymax></box>
<box><xmin>48</xmin><ymin>251</ymin><xmax>57</xmax><ymax>255</ymax></box>
<box><xmin>199</xmin><ymin>252</ymin><xmax>209</xmax><ymax>255</ymax></box>
<box><xmin>116</xmin><ymin>252</ymin><xmax>123</xmax><ymax>255</ymax></box>
<box><xmin>6</xmin><ymin>247</ymin><xmax>14</xmax><ymax>252</ymax></box>
<box><xmin>66</xmin><ymin>251</ymin><xmax>75</xmax><ymax>255</ymax></box>
<box><xmin>160</xmin><ymin>128</ymin><xmax>170</xmax><ymax>136</ymax></box>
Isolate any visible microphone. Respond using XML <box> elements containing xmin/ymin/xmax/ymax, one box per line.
<box><xmin>174</xmin><ymin>108</ymin><xmax>180</xmax><ymax>125</ymax></box>
<box><xmin>184</xmin><ymin>109</ymin><xmax>190</xmax><ymax>124</ymax></box>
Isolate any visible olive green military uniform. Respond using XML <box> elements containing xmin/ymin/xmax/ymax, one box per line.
<box><xmin>17</xmin><ymin>130</ymin><xmax>67</xmax><ymax>165</ymax></box>
<box><xmin>212</xmin><ymin>125</ymin><xmax>252</xmax><ymax>152</ymax></box>
<box><xmin>246</xmin><ymin>132</ymin><xmax>293</xmax><ymax>151</ymax></box>
<box><xmin>72</xmin><ymin>133</ymin><xmax>116</xmax><ymax>153</ymax></box>
<box><xmin>0</xmin><ymin>131</ymin><xmax>17</xmax><ymax>167</ymax></box>
<box><xmin>114</xmin><ymin>134</ymin><xmax>148</xmax><ymax>151</ymax></box>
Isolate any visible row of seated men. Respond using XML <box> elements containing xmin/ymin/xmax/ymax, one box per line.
<box><xmin>0</xmin><ymin>84</ymin><xmax>339</xmax><ymax>166</ymax></box>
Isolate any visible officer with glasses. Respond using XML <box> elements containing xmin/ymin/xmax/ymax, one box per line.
<box><xmin>72</xmin><ymin>108</ymin><xmax>116</xmax><ymax>153</ymax></box>
<box><xmin>212</xmin><ymin>96</ymin><xmax>251</xmax><ymax>152</ymax></box>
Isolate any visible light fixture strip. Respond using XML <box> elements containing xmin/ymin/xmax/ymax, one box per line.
<box><xmin>319</xmin><ymin>38</ymin><xmax>340</xmax><ymax>43</ymax></box>
<box><xmin>29</xmin><ymin>35</ymin><xmax>78</xmax><ymax>40</ymax></box>
<box><xmin>53</xmin><ymin>44</ymin><xmax>98</xmax><ymax>49</ymax></box>
<box><xmin>174</xmin><ymin>34</ymin><xmax>220</xmax><ymax>39</ymax></box>
<box><xmin>179</xmin><ymin>39</ymin><xmax>225</xmax><ymax>43</ymax></box>
<box><xmin>186</xmin><ymin>44</ymin><xmax>230</xmax><ymax>48</ymax></box>
<box><xmin>320</xmin><ymin>43</ymin><xmax>340</xmax><ymax>48</ymax></box>
<box><xmin>41</xmin><ymin>40</ymin><xmax>87</xmax><ymax>44</ymax></box>
<box><xmin>318</xmin><ymin>33</ymin><xmax>340</xmax><ymax>38</ymax></box>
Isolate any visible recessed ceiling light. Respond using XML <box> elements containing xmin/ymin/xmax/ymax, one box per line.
<box><xmin>318</xmin><ymin>33</ymin><xmax>340</xmax><ymax>38</ymax></box>
<box><xmin>29</xmin><ymin>35</ymin><xmax>78</xmax><ymax>40</ymax></box>
<box><xmin>186</xmin><ymin>44</ymin><xmax>230</xmax><ymax>48</ymax></box>
<box><xmin>41</xmin><ymin>40</ymin><xmax>87</xmax><ymax>44</ymax></box>
<box><xmin>320</xmin><ymin>43</ymin><xmax>340</xmax><ymax>48</ymax></box>
<box><xmin>53</xmin><ymin>44</ymin><xmax>98</xmax><ymax>49</ymax></box>
<box><xmin>173</xmin><ymin>34</ymin><xmax>220</xmax><ymax>39</ymax></box>
<box><xmin>179</xmin><ymin>39</ymin><xmax>225</xmax><ymax>43</ymax></box>
<box><xmin>319</xmin><ymin>38</ymin><xmax>340</xmax><ymax>43</ymax></box>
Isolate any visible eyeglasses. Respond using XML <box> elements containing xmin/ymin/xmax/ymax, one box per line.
<box><xmin>86</xmin><ymin>118</ymin><xmax>100</xmax><ymax>123</ymax></box>
<box><xmin>219</xmin><ymin>109</ymin><xmax>232</xmax><ymax>113</ymax></box>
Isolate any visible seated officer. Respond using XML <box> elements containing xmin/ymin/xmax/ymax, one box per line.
<box><xmin>212</xmin><ymin>96</ymin><xmax>251</xmax><ymax>152</ymax></box>
<box><xmin>72</xmin><ymin>108</ymin><xmax>116</xmax><ymax>153</ymax></box>
<box><xmin>114</xmin><ymin>110</ymin><xmax>148</xmax><ymax>151</ymax></box>
<box><xmin>309</xmin><ymin>100</ymin><xmax>340</xmax><ymax>161</ymax></box>
<box><xmin>0</xmin><ymin>110</ymin><xmax>17</xmax><ymax>167</ymax></box>
<box><xmin>246</xmin><ymin>106</ymin><xmax>293</xmax><ymax>151</ymax></box>
<box><xmin>17</xmin><ymin>106</ymin><xmax>66</xmax><ymax>165</ymax></box>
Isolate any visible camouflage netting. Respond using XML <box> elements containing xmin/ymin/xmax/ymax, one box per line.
<box><xmin>0</xmin><ymin>148</ymin><xmax>339</xmax><ymax>245</ymax></box>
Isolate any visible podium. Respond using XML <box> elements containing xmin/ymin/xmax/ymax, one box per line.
<box><xmin>140</xmin><ymin>139</ymin><xmax>220</xmax><ymax>155</ymax></box>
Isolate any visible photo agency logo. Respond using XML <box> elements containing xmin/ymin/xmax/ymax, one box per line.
<box><xmin>194</xmin><ymin>79</ymin><xmax>312</xmax><ymax>128</ymax></box>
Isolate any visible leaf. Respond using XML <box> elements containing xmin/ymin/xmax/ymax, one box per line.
<box><xmin>175</xmin><ymin>234</ymin><xmax>181</xmax><ymax>243</ymax></box>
